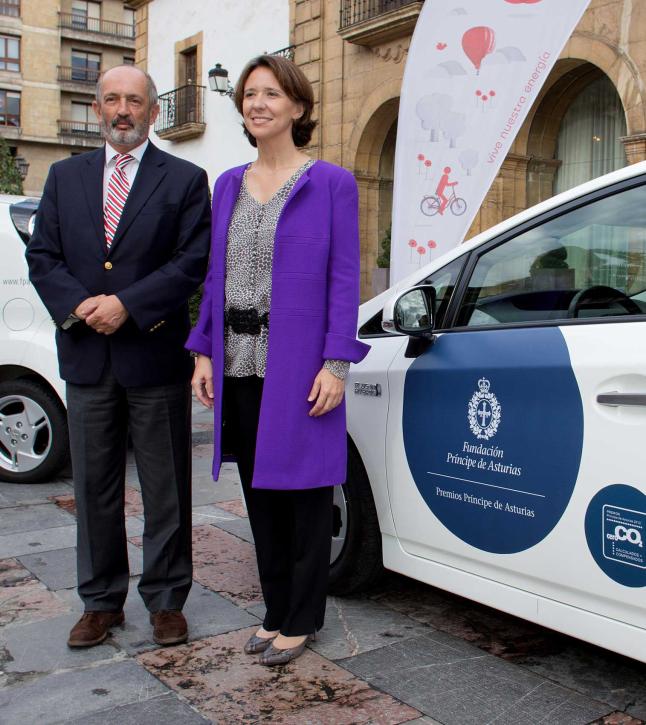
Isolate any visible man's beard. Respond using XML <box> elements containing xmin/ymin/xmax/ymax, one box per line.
<box><xmin>100</xmin><ymin>114</ymin><xmax>149</xmax><ymax>147</ymax></box>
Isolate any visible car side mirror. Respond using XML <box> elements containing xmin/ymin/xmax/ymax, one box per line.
<box><xmin>382</xmin><ymin>285</ymin><xmax>436</xmax><ymax>340</ymax></box>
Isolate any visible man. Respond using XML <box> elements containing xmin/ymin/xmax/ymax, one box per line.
<box><xmin>26</xmin><ymin>65</ymin><xmax>211</xmax><ymax>648</ymax></box>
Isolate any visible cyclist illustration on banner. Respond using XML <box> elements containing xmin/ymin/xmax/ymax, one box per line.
<box><xmin>420</xmin><ymin>166</ymin><xmax>467</xmax><ymax>217</ymax></box>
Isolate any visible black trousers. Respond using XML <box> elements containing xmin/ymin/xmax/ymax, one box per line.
<box><xmin>223</xmin><ymin>375</ymin><xmax>333</xmax><ymax>636</ymax></box>
<box><xmin>66</xmin><ymin>365</ymin><xmax>193</xmax><ymax>613</ymax></box>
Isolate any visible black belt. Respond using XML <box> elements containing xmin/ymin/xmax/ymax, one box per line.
<box><xmin>225</xmin><ymin>307</ymin><xmax>269</xmax><ymax>335</ymax></box>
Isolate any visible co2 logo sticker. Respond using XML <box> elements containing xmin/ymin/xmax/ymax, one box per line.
<box><xmin>585</xmin><ymin>485</ymin><xmax>646</xmax><ymax>587</ymax></box>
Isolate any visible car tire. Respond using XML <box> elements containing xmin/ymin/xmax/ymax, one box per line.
<box><xmin>0</xmin><ymin>378</ymin><xmax>69</xmax><ymax>484</ymax></box>
<box><xmin>329</xmin><ymin>444</ymin><xmax>383</xmax><ymax>595</ymax></box>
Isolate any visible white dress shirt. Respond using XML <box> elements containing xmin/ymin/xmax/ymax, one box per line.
<box><xmin>103</xmin><ymin>138</ymin><xmax>149</xmax><ymax>208</ymax></box>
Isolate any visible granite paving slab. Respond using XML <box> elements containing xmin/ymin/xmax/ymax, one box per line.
<box><xmin>192</xmin><ymin>470</ymin><xmax>242</xmax><ymax>506</ymax></box>
<box><xmin>110</xmin><ymin>581</ymin><xmax>258</xmax><ymax>655</ymax></box>
<box><xmin>0</xmin><ymin>559</ymin><xmax>69</xmax><ymax>629</ymax></box>
<box><xmin>342</xmin><ymin>631</ymin><xmax>610</xmax><ymax>725</ymax></box>
<box><xmin>138</xmin><ymin>626</ymin><xmax>420</xmax><ymax>723</ymax></box>
<box><xmin>593</xmin><ymin>714</ymin><xmax>645</xmax><ymax>725</ymax></box>
<box><xmin>191</xmin><ymin>503</ymin><xmax>254</xmax><ymax>543</ymax></box>
<box><xmin>211</xmin><ymin>514</ymin><xmax>254</xmax><ymax>544</ymax></box>
<box><xmin>0</xmin><ymin>503</ymin><xmax>75</xmax><ymax>536</ymax></box>
<box><xmin>191</xmin><ymin>524</ymin><xmax>262</xmax><ymax>606</ymax></box>
<box><xmin>63</xmin><ymin>692</ymin><xmax>210</xmax><ymax>725</ymax></box>
<box><xmin>49</xmin><ymin>486</ymin><xmax>144</xmax><ymax>518</ymax></box>
<box><xmin>0</xmin><ymin>659</ymin><xmax>169</xmax><ymax>725</ymax></box>
<box><xmin>0</xmin><ymin>481</ymin><xmax>73</xmax><ymax>508</ymax></box>
<box><xmin>191</xmin><ymin>503</ymin><xmax>239</xmax><ymax>527</ymax></box>
<box><xmin>19</xmin><ymin>542</ymin><xmax>143</xmax><ymax>591</ymax></box>
<box><xmin>311</xmin><ymin>595</ymin><xmax>431</xmax><ymax>661</ymax></box>
<box><xmin>516</xmin><ymin>642</ymin><xmax>646</xmax><ymax>720</ymax></box>
<box><xmin>0</xmin><ymin>524</ymin><xmax>76</xmax><ymax>559</ymax></box>
<box><xmin>217</xmin><ymin>498</ymin><xmax>247</xmax><ymax>517</ymax></box>
<box><xmin>264</xmin><ymin>686</ymin><xmax>421</xmax><ymax>724</ymax></box>
<box><xmin>371</xmin><ymin>573</ymin><xmax>568</xmax><ymax>660</ymax></box>
<box><xmin>0</xmin><ymin>612</ymin><xmax>123</xmax><ymax>677</ymax></box>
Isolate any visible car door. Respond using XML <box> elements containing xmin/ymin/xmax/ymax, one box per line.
<box><xmin>386</xmin><ymin>175</ymin><xmax>646</xmax><ymax>630</ymax></box>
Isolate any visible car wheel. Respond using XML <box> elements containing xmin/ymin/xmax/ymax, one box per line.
<box><xmin>0</xmin><ymin>379</ymin><xmax>69</xmax><ymax>484</ymax></box>
<box><xmin>329</xmin><ymin>444</ymin><xmax>383</xmax><ymax>595</ymax></box>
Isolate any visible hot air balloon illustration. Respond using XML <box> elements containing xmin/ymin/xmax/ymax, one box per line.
<box><xmin>462</xmin><ymin>26</ymin><xmax>496</xmax><ymax>74</ymax></box>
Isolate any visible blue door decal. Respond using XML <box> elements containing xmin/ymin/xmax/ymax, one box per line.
<box><xmin>402</xmin><ymin>327</ymin><xmax>584</xmax><ymax>554</ymax></box>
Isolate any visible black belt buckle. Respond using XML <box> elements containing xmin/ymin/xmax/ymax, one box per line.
<box><xmin>226</xmin><ymin>308</ymin><xmax>268</xmax><ymax>335</ymax></box>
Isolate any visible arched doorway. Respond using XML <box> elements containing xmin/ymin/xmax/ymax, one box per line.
<box><xmin>353</xmin><ymin>98</ymin><xmax>399</xmax><ymax>300</ymax></box>
<box><xmin>554</xmin><ymin>74</ymin><xmax>627</xmax><ymax>193</ymax></box>
<box><xmin>525</xmin><ymin>62</ymin><xmax>628</xmax><ymax>205</ymax></box>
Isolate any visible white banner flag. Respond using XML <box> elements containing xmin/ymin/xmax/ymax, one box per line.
<box><xmin>391</xmin><ymin>0</ymin><xmax>590</xmax><ymax>284</ymax></box>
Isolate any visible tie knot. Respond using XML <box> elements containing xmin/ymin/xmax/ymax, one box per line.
<box><xmin>114</xmin><ymin>153</ymin><xmax>133</xmax><ymax>170</ymax></box>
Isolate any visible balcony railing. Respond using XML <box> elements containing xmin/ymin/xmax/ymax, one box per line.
<box><xmin>155</xmin><ymin>84</ymin><xmax>206</xmax><ymax>141</ymax></box>
<box><xmin>58</xmin><ymin>120</ymin><xmax>101</xmax><ymax>140</ymax></box>
<box><xmin>58</xmin><ymin>65</ymin><xmax>101</xmax><ymax>85</ymax></box>
<box><xmin>58</xmin><ymin>12</ymin><xmax>135</xmax><ymax>40</ymax></box>
<box><xmin>0</xmin><ymin>0</ymin><xmax>20</xmax><ymax>18</ymax></box>
<box><xmin>270</xmin><ymin>45</ymin><xmax>295</xmax><ymax>62</ymax></box>
<box><xmin>339</xmin><ymin>0</ymin><xmax>422</xmax><ymax>30</ymax></box>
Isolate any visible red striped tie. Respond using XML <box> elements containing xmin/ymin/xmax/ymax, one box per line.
<box><xmin>104</xmin><ymin>153</ymin><xmax>134</xmax><ymax>249</ymax></box>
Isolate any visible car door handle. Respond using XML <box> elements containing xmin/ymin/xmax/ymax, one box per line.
<box><xmin>597</xmin><ymin>392</ymin><xmax>646</xmax><ymax>407</ymax></box>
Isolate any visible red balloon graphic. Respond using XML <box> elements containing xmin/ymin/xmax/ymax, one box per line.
<box><xmin>417</xmin><ymin>153</ymin><xmax>425</xmax><ymax>161</ymax></box>
<box><xmin>417</xmin><ymin>246</ymin><xmax>426</xmax><ymax>255</ymax></box>
<box><xmin>424</xmin><ymin>159</ymin><xmax>432</xmax><ymax>167</ymax></box>
<box><xmin>427</xmin><ymin>240</ymin><xmax>437</xmax><ymax>249</ymax></box>
<box><xmin>408</xmin><ymin>239</ymin><xmax>417</xmax><ymax>248</ymax></box>
<box><xmin>462</xmin><ymin>26</ymin><xmax>496</xmax><ymax>74</ymax></box>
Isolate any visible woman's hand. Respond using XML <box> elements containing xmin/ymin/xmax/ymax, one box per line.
<box><xmin>192</xmin><ymin>354</ymin><xmax>214</xmax><ymax>408</ymax></box>
<box><xmin>307</xmin><ymin>368</ymin><xmax>345</xmax><ymax>417</ymax></box>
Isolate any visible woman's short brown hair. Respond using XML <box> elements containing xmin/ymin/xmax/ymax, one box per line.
<box><xmin>234</xmin><ymin>54</ymin><xmax>317</xmax><ymax>148</ymax></box>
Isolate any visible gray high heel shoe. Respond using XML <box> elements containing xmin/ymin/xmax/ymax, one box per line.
<box><xmin>258</xmin><ymin>633</ymin><xmax>315</xmax><ymax>666</ymax></box>
<box><xmin>244</xmin><ymin>632</ymin><xmax>277</xmax><ymax>654</ymax></box>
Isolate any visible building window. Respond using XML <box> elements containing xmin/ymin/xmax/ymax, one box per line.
<box><xmin>71</xmin><ymin>101</ymin><xmax>93</xmax><ymax>126</ymax></box>
<box><xmin>71</xmin><ymin>0</ymin><xmax>101</xmax><ymax>30</ymax></box>
<box><xmin>0</xmin><ymin>0</ymin><xmax>19</xmax><ymax>18</ymax></box>
<box><xmin>554</xmin><ymin>76</ymin><xmax>627</xmax><ymax>195</ymax></box>
<box><xmin>0</xmin><ymin>35</ymin><xmax>19</xmax><ymax>72</ymax></box>
<box><xmin>123</xmin><ymin>6</ymin><xmax>135</xmax><ymax>28</ymax></box>
<box><xmin>123</xmin><ymin>56</ymin><xmax>135</xmax><ymax>66</ymax></box>
<box><xmin>71</xmin><ymin>49</ymin><xmax>101</xmax><ymax>83</ymax></box>
<box><xmin>0</xmin><ymin>89</ymin><xmax>20</xmax><ymax>126</ymax></box>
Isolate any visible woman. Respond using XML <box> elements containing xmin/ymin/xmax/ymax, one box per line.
<box><xmin>187</xmin><ymin>54</ymin><xmax>369</xmax><ymax>666</ymax></box>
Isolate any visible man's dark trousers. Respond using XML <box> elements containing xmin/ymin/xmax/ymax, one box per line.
<box><xmin>67</xmin><ymin>367</ymin><xmax>192</xmax><ymax>611</ymax></box>
<box><xmin>26</xmin><ymin>142</ymin><xmax>211</xmax><ymax>613</ymax></box>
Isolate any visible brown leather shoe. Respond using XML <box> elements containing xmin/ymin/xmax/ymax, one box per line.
<box><xmin>150</xmin><ymin>610</ymin><xmax>188</xmax><ymax>646</ymax></box>
<box><xmin>67</xmin><ymin>611</ymin><xmax>124</xmax><ymax>648</ymax></box>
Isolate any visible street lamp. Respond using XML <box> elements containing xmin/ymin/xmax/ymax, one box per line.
<box><xmin>208</xmin><ymin>63</ymin><xmax>234</xmax><ymax>97</ymax></box>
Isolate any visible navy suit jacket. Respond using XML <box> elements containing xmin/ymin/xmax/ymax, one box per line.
<box><xmin>26</xmin><ymin>142</ymin><xmax>211</xmax><ymax>386</ymax></box>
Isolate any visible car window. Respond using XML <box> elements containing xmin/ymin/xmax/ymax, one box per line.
<box><xmin>359</xmin><ymin>256</ymin><xmax>464</xmax><ymax>337</ymax></box>
<box><xmin>456</xmin><ymin>183</ymin><xmax>646</xmax><ymax>327</ymax></box>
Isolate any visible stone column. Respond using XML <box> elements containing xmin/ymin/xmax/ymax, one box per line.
<box><xmin>356</xmin><ymin>173</ymin><xmax>382</xmax><ymax>301</ymax></box>
<box><xmin>526</xmin><ymin>157</ymin><xmax>562</xmax><ymax>207</ymax></box>
<box><xmin>621</xmin><ymin>133</ymin><xmax>646</xmax><ymax>165</ymax></box>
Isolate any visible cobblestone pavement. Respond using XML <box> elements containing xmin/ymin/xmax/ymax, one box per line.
<box><xmin>1</xmin><ymin>402</ymin><xmax>646</xmax><ymax>724</ymax></box>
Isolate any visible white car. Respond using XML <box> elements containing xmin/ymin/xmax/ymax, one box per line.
<box><xmin>0</xmin><ymin>196</ymin><xmax>69</xmax><ymax>483</ymax></box>
<box><xmin>332</xmin><ymin>160</ymin><xmax>646</xmax><ymax>664</ymax></box>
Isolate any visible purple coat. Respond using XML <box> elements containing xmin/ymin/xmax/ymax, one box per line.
<box><xmin>186</xmin><ymin>160</ymin><xmax>370</xmax><ymax>490</ymax></box>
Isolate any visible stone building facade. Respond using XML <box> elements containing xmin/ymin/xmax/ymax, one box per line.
<box><xmin>0</xmin><ymin>0</ymin><xmax>135</xmax><ymax>196</ymax></box>
<box><xmin>290</xmin><ymin>0</ymin><xmax>646</xmax><ymax>299</ymax></box>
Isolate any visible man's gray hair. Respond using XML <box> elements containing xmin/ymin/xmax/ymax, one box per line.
<box><xmin>95</xmin><ymin>65</ymin><xmax>159</xmax><ymax>107</ymax></box>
